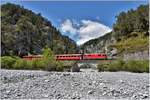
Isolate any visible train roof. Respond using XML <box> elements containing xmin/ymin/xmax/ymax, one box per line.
<box><xmin>23</xmin><ymin>55</ymin><xmax>43</xmax><ymax>57</ymax></box>
<box><xmin>84</xmin><ymin>53</ymin><xmax>106</xmax><ymax>55</ymax></box>
<box><xmin>56</xmin><ymin>53</ymin><xmax>106</xmax><ymax>56</ymax></box>
<box><xmin>56</xmin><ymin>54</ymin><xmax>82</xmax><ymax>56</ymax></box>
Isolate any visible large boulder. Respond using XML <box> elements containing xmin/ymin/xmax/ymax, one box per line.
<box><xmin>71</xmin><ymin>62</ymin><xmax>80</xmax><ymax>72</ymax></box>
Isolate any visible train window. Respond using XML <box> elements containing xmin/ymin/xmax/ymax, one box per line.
<box><xmin>98</xmin><ymin>54</ymin><xmax>101</xmax><ymax>56</ymax></box>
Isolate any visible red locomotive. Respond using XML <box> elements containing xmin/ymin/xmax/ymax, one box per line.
<box><xmin>23</xmin><ymin>53</ymin><xmax>107</xmax><ymax>61</ymax></box>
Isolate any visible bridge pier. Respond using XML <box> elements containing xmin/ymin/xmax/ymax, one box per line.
<box><xmin>63</xmin><ymin>60</ymin><xmax>110</xmax><ymax>72</ymax></box>
<box><xmin>70</xmin><ymin>60</ymin><xmax>100</xmax><ymax>72</ymax></box>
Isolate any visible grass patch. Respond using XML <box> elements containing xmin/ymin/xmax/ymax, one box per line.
<box><xmin>98</xmin><ymin>60</ymin><xmax>149</xmax><ymax>73</ymax></box>
<box><xmin>112</xmin><ymin>32</ymin><xmax>149</xmax><ymax>54</ymax></box>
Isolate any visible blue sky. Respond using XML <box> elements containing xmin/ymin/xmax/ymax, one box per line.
<box><xmin>1</xmin><ymin>0</ymin><xmax>148</xmax><ymax>45</ymax></box>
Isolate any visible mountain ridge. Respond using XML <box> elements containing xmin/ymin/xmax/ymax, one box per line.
<box><xmin>1</xmin><ymin>3</ymin><xmax>77</xmax><ymax>56</ymax></box>
<box><xmin>81</xmin><ymin>4</ymin><xmax>149</xmax><ymax>59</ymax></box>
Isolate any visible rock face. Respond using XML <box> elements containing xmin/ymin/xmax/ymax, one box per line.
<box><xmin>0</xmin><ymin>69</ymin><xmax>149</xmax><ymax>99</ymax></box>
<box><xmin>81</xmin><ymin>32</ymin><xmax>115</xmax><ymax>53</ymax></box>
<box><xmin>123</xmin><ymin>50</ymin><xmax>149</xmax><ymax>60</ymax></box>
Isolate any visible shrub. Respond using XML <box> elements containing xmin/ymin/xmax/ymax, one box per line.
<box><xmin>97</xmin><ymin>62</ymin><xmax>108</xmax><ymax>72</ymax></box>
<box><xmin>1</xmin><ymin>48</ymin><xmax>66</xmax><ymax>71</ymax></box>
<box><xmin>44</xmin><ymin>60</ymin><xmax>56</xmax><ymax>71</ymax></box>
<box><xmin>26</xmin><ymin>60</ymin><xmax>33</xmax><ymax>70</ymax></box>
<box><xmin>111</xmin><ymin>60</ymin><xmax>125</xmax><ymax>71</ymax></box>
<box><xmin>1</xmin><ymin>56</ymin><xmax>19</xmax><ymax>69</ymax></box>
<box><xmin>13</xmin><ymin>59</ymin><xmax>28</xmax><ymax>69</ymax></box>
<box><xmin>106</xmin><ymin>63</ymin><xmax>120</xmax><ymax>72</ymax></box>
<box><xmin>142</xmin><ymin>60</ymin><xmax>149</xmax><ymax>73</ymax></box>
<box><xmin>97</xmin><ymin>60</ymin><xmax>149</xmax><ymax>73</ymax></box>
<box><xmin>12</xmin><ymin>59</ymin><xmax>46</xmax><ymax>70</ymax></box>
<box><xmin>55</xmin><ymin>61</ymin><xmax>64</xmax><ymax>71</ymax></box>
<box><xmin>42</xmin><ymin>47</ymin><xmax>65</xmax><ymax>71</ymax></box>
<box><xmin>31</xmin><ymin>59</ymin><xmax>45</xmax><ymax>70</ymax></box>
<box><xmin>125</xmin><ymin>60</ymin><xmax>149</xmax><ymax>73</ymax></box>
<box><xmin>98</xmin><ymin>60</ymin><xmax>125</xmax><ymax>72</ymax></box>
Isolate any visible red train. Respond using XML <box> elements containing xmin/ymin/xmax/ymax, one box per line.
<box><xmin>23</xmin><ymin>55</ymin><xmax>42</xmax><ymax>60</ymax></box>
<box><xmin>23</xmin><ymin>53</ymin><xmax>107</xmax><ymax>61</ymax></box>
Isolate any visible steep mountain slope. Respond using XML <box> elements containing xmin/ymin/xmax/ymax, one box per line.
<box><xmin>1</xmin><ymin>3</ymin><xmax>77</xmax><ymax>56</ymax></box>
<box><xmin>82</xmin><ymin>4</ymin><xmax>149</xmax><ymax>58</ymax></box>
<box><xmin>81</xmin><ymin>32</ymin><xmax>116</xmax><ymax>54</ymax></box>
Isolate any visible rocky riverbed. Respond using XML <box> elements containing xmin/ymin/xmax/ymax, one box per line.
<box><xmin>0</xmin><ymin>69</ymin><xmax>149</xmax><ymax>99</ymax></box>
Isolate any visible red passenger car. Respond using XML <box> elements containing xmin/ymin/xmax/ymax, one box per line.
<box><xmin>23</xmin><ymin>55</ymin><xmax>43</xmax><ymax>60</ymax></box>
<box><xmin>56</xmin><ymin>54</ymin><xmax>82</xmax><ymax>60</ymax></box>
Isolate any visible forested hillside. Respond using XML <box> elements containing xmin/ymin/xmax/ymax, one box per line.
<box><xmin>82</xmin><ymin>4</ymin><xmax>149</xmax><ymax>57</ymax></box>
<box><xmin>1</xmin><ymin>3</ymin><xmax>77</xmax><ymax>56</ymax></box>
<box><xmin>113</xmin><ymin>4</ymin><xmax>149</xmax><ymax>40</ymax></box>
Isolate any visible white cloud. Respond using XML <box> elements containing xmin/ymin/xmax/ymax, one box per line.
<box><xmin>60</xmin><ymin>19</ymin><xmax>112</xmax><ymax>45</ymax></box>
<box><xmin>77</xmin><ymin>20</ymin><xmax>112</xmax><ymax>45</ymax></box>
<box><xmin>60</xmin><ymin>19</ymin><xmax>77</xmax><ymax>35</ymax></box>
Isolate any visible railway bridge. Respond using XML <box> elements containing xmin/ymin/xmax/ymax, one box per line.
<box><xmin>67</xmin><ymin>58</ymin><xmax>115</xmax><ymax>72</ymax></box>
<box><xmin>23</xmin><ymin>53</ymin><xmax>115</xmax><ymax>72</ymax></box>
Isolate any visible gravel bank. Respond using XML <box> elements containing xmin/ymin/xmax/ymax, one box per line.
<box><xmin>0</xmin><ymin>69</ymin><xmax>149</xmax><ymax>99</ymax></box>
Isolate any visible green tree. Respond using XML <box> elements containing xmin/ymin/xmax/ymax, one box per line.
<box><xmin>1</xmin><ymin>3</ymin><xmax>77</xmax><ymax>56</ymax></box>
